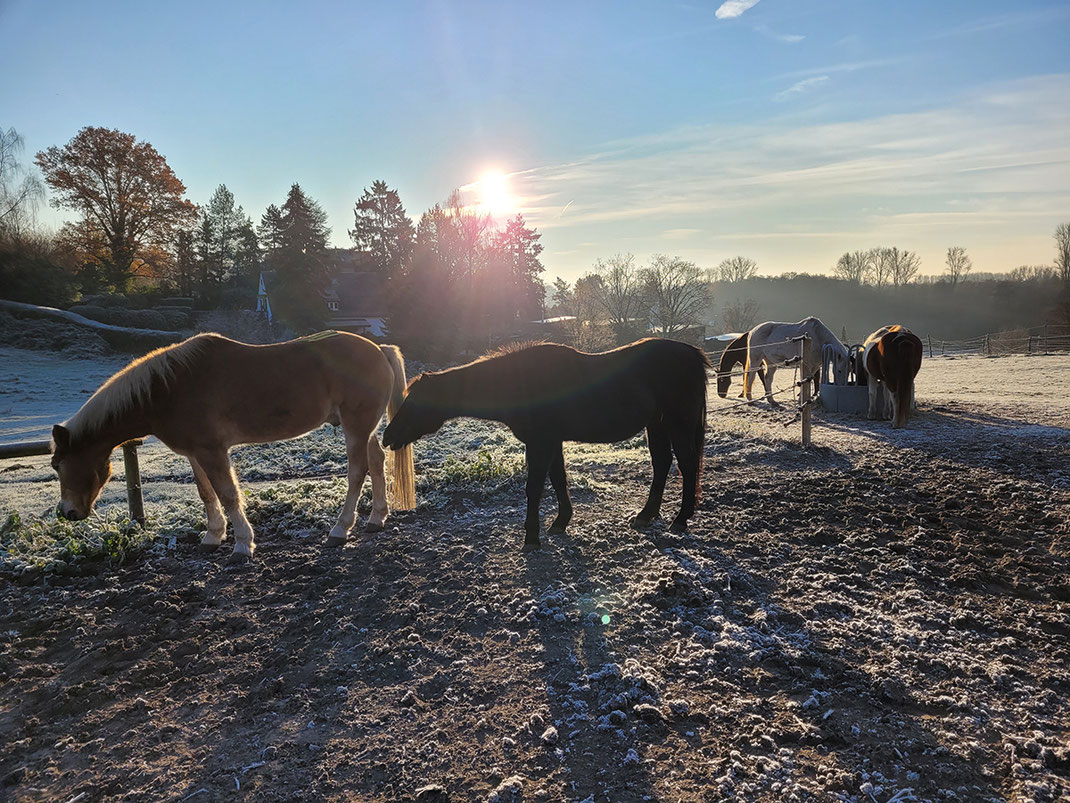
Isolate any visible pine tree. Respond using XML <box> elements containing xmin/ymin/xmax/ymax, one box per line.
<box><xmin>272</xmin><ymin>183</ymin><xmax>332</xmax><ymax>331</ymax></box>
<box><xmin>349</xmin><ymin>180</ymin><xmax>414</xmax><ymax>277</ymax></box>
<box><xmin>258</xmin><ymin>204</ymin><xmax>286</xmax><ymax>259</ymax></box>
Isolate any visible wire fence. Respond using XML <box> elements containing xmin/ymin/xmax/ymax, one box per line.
<box><xmin>927</xmin><ymin>325</ymin><xmax>1070</xmax><ymax>357</ymax></box>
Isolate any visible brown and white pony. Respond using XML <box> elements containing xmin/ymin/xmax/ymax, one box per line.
<box><xmin>742</xmin><ymin>317</ymin><xmax>848</xmax><ymax>408</ymax></box>
<box><xmin>862</xmin><ymin>325</ymin><xmax>923</xmax><ymax>428</ymax></box>
<box><xmin>50</xmin><ymin>331</ymin><xmax>416</xmax><ymax>559</ymax></box>
<box><xmin>715</xmin><ymin>333</ymin><xmax>766</xmax><ymax>399</ymax></box>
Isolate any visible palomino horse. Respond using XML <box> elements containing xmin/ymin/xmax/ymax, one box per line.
<box><xmin>743</xmin><ymin>317</ymin><xmax>849</xmax><ymax>408</ymax></box>
<box><xmin>863</xmin><ymin>325</ymin><xmax>923</xmax><ymax>428</ymax></box>
<box><xmin>50</xmin><ymin>331</ymin><xmax>416</xmax><ymax>559</ymax></box>
<box><xmin>382</xmin><ymin>338</ymin><xmax>710</xmax><ymax>549</ymax></box>
<box><xmin>716</xmin><ymin>332</ymin><xmax>765</xmax><ymax>399</ymax></box>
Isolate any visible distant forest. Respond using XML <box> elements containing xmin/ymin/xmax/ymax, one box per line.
<box><xmin>708</xmin><ymin>273</ymin><xmax>1069</xmax><ymax>342</ymax></box>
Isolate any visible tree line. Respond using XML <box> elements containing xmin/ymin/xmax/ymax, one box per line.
<box><xmin>0</xmin><ymin>126</ymin><xmax>546</xmax><ymax>351</ymax></box>
<box><xmin>2</xmin><ymin>123</ymin><xmax>1068</xmax><ymax>350</ymax></box>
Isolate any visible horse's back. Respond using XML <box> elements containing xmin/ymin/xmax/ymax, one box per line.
<box><xmin>154</xmin><ymin>332</ymin><xmax>393</xmax><ymax>447</ymax></box>
<box><xmin>510</xmin><ymin>339</ymin><xmax>708</xmax><ymax>442</ymax></box>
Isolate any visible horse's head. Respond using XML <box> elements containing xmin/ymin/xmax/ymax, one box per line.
<box><xmin>382</xmin><ymin>374</ymin><xmax>450</xmax><ymax>450</ymax></box>
<box><xmin>715</xmin><ymin>371</ymin><xmax>732</xmax><ymax>399</ymax></box>
<box><xmin>50</xmin><ymin>424</ymin><xmax>112</xmax><ymax>521</ymax></box>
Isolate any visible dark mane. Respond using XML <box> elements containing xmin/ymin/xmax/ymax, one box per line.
<box><xmin>477</xmin><ymin>340</ymin><xmax>553</xmax><ymax>362</ymax></box>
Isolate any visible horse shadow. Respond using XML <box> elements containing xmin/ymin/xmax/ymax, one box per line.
<box><xmin>647</xmin><ymin>526</ymin><xmax>1004</xmax><ymax>800</ymax></box>
<box><xmin>818</xmin><ymin>404</ymin><xmax>1070</xmax><ymax>481</ymax></box>
<box><xmin>521</xmin><ymin>531</ymin><xmax>659</xmax><ymax>802</ymax></box>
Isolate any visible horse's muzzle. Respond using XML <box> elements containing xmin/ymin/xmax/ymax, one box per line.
<box><xmin>57</xmin><ymin>505</ymin><xmax>86</xmax><ymax>522</ymax></box>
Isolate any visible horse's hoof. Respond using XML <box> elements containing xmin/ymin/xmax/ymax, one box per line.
<box><xmin>364</xmin><ymin>522</ymin><xmax>384</xmax><ymax>534</ymax></box>
<box><xmin>547</xmin><ymin>524</ymin><xmax>567</xmax><ymax>536</ymax></box>
<box><xmin>669</xmin><ymin>521</ymin><xmax>688</xmax><ymax>534</ymax></box>
<box><xmin>325</xmin><ymin>534</ymin><xmax>347</xmax><ymax>548</ymax></box>
<box><xmin>522</xmin><ymin>539</ymin><xmax>542</xmax><ymax>553</ymax></box>
<box><xmin>198</xmin><ymin>542</ymin><xmax>220</xmax><ymax>554</ymax></box>
<box><xmin>630</xmin><ymin>516</ymin><xmax>653</xmax><ymax>530</ymax></box>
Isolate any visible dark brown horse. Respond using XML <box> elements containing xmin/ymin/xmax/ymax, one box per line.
<box><xmin>716</xmin><ymin>333</ymin><xmax>765</xmax><ymax>399</ymax></box>
<box><xmin>382</xmin><ymin>338</ymin><xmax>711</xmax><ymax>549</ymax></box>
<box><xmin>863</xmin><ymin>325</ymin><xmax>923</xmax><ymax>428</ymax></box>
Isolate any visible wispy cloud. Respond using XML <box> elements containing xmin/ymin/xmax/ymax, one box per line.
<box><xmin>754</xmin><ymin>24</ymin><xmax>803</xmax><ymax>43</ymax></box>
<box><xmin>774</xmin><ymin>75</ymin><xmax>829</xmax><ymax>102</ymax></box>
<box><xmin>509</xmin><ymin>75</ymin><xmax>1070</xmax><ymax>275</ymax></box>
<box><xmin>927</xmin><ymin>7</ymin><xmax>1070</xmax><ymax>40</ymax></box>
<box><xmin>775</xmin><ymin>58</ymin><xmax>906</xmax><ymax>80</ymax></box>
<box><xmin>715</xmin><ymin>0</ymin><xmax>760</xmax><ymax>20</ymax></box>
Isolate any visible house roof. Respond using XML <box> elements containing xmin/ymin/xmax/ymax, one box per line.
<box><xmin>326</xmin><ymin>270</ymin><xmax>385</xmax><ymax>316</ymax></box>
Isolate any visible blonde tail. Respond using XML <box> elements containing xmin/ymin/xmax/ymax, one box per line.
<box><xmin>380</xmin><ymin>344</ymin><xmax>416</xmax><ymax>510</ymax></box>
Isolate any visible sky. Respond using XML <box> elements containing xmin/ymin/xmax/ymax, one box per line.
<box><xmin>2</xmin><ymin>0</ymin><xmax>1069</xmax><ymax>282</ymax></box>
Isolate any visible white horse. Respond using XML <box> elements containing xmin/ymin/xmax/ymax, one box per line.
<box><xmin>743</xmin><ymin>317</ymin><xmax>849</xmax><ymax>408</ymax></box>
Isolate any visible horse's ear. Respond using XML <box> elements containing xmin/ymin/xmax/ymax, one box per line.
<box><xmin>52</xmin><ymin>424</ymin><xmax>70</xmax><ymax>451</ymax></box>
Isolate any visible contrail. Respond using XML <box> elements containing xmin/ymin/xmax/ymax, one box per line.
<box><xmin>559</xmin><ymin>200</ymin><xmax>574</xmax><ymax>217</ymax></box>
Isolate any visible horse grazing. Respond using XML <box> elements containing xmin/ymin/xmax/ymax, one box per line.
<box><xmin>50</xmin><ymin>331</ymin><xmax>416</xmax><ymax>559</ymax></box>
<box><xmin>863</xmin><ymin>325</ymin><xmax>923</xmax><ymax>428</ymax></box>
<box><xmin>743</xmin><ymin>317</ymin><xmax>848</xmax><ymax>407</ymax></box>
<box><xmin>382</xmin><ymin>338</ymin><xmax>710</xmax><ymax>550</ymax></box>
<box><xmin>716</xmin><ymin>332</ymin><xmax>766</xmax><ymax>399</ymax></box>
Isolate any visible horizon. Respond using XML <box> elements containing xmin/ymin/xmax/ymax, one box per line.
<box><xmin>2</xmin><ymin>0</ymin><xmax>1069</xmax><ymax>282</ymax></box>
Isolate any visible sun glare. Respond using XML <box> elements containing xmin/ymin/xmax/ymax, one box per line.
<box><xmin>478</xmin><ymin>171</ymin><xmax>515</xmax><ymax>217</ymax></box>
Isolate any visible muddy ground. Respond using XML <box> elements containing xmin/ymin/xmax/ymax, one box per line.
<box><xmin>1</xmin><ymin>352</ymin><xmax>1069</xmax><ymax>802</ymax></box>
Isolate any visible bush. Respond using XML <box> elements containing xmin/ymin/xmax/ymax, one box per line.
<box><xmin>0</xmin><ymin>247</ymin><xmax>80</xmax><ymax>307</ymax></box>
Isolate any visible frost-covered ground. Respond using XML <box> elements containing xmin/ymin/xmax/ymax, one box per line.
<box><xmin>1</xmin><ymin>347</ymin><xmax>1068</xmax><ymax>802</ymax></box>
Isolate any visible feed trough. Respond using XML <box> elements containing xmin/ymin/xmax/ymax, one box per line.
<box><xmin>820</xmin><ymin>343</ymin><xmax>869</xmax><ymax>414</ymax></box>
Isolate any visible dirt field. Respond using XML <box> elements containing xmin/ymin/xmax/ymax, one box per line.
<box><xmin>1</xmin><ymin>350</ymin><xmax>1069</xmax><ymax>802</ymax></box>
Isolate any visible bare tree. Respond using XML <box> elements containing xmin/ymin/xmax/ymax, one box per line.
<box><xmin>944</xmin><ymin>246</ymin><xmax>972</xmax><ymax>287</ymax></box>
<box><xmin>721</xmin><ymin>298</ymin><xmax>761</xmax><ymax>332</ymax></box>
<box><xmin>643</xmin><ymin>254</ymin><xmax>709</xmax><ymax>334</ymax></box>
<box><xmin>869</xmin><ymin>247</ymin><xmax>892</xmax><ymax>287</ymax></box>
<box><xmin>871</xmin><ymin>246</ymin><xmax>920</xmax><ymax>287</ymax></box>
<box><xmin>586</xmin><ymin>253</ymin><xmax>647</xmax><ymax>344</ymax></box>
<box><xmin>832</xmin><ymin>250</ymin><xmax>872</xmax><ymax>283</ymax></box>
<box><xmin>1009</xmin><ymin>265</ymin><xmax>1058</xmax><ymax>282</ymax></box>
<box><xmin>0</xmin><ymin>126</ymin><xmax>44</xmax><ymax>237</ymax></box>
<box><xmin>716</xmin><ymin>255</ymin><xmax>758</xmax><ymax>282</ymax></box>
<box><xmin>1056</xmin><ymin>222</ymin><xmax>1070</xmax><ymax>283</ymax></box>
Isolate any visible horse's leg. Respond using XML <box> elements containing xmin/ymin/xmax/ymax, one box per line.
<box><xmin>523</xmin><ymin>441</ymin><xmax>554</xmax><ymax>551</ymax></box>
<box><xmin>632</xmin><ymin>423</ymin><xmax>671</xmax><ymax>529</ymax></box>
<box><xmin>667</xmin><ymin>422</ymin><xmax>700</xmax><ymax>533</ymax></box>
<box><xmin>190</xmin><ymin>456</ymin><xmax>226</xmax><ymax>553</ymax></box>
<box><xmin>867</xmin><ymin>374</ymin><xmax>881</xmax><ymax>420</ymax></box>
<box><xmin>194</xmin><ymin>449</ymin><xmax>256</xmax><ymax>560</ymax></box>
<box><xmin>764</xmin><ymin>365</ymin><xmax>782</xmax><ymax>408</ymax></box>
<box><xmin>327</xmin><ymin>423</ymin><xmax>371</xmax><ymax>547</ymax></box>
<box><xmin>364</xmin><ymin>435</ymin><xmax>388</xmax><ymax>533</ymax></box>
<box><xmin>546</xmin><ymin>442</ymin><xmax>572</xmax><ymax>536</ymax></box>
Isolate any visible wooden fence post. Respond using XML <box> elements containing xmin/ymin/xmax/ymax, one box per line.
<box><xmin>121</xmin><ymin>440</ymin><xmax>145</xmax><ymax>525</ymax></box>
<box><xmin>799</xmin><ymin>336</ymin><xmax>812</xmax><ymax>448</ymax></box>
<box><xmin>927</xmin><ymin>334</ymin><xmax>933</xmax><ymax>358</ymax></box>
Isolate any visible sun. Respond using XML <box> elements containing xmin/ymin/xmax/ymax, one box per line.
<box><xmin>478</xmin><ymin>170</ymin><xmax>515</xmax><ymax>217</ymax></box>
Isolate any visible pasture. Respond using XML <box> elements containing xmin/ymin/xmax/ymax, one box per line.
<box><xmin>1</xmin><ymin>346</ymin><xmax>1069</xmax><ymax>802</ymax></box>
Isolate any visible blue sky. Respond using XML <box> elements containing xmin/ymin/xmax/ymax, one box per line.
<box><xmin>2</xmin><ymin>0</ymin><xmax>1068</xmax><ymax>281</ymax></box>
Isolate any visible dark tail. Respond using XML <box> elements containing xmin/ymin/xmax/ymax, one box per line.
<box><xmin>694</xmin><ymin>347</ymin><xmax>711</xmax><ymax>506</ymax></box>
<box><xmin>892</xmin><ymin>335</ymin><xmax>921</xmax><ymax>428</ymax></box>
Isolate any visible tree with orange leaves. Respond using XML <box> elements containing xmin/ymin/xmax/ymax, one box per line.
<box><xmin>36</xmin><ymin>126</ymin><xmax>197</xmax><ymax>291</ymax></box>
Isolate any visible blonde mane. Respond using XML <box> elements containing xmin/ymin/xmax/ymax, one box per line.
<box><xmin>65</xmin><ymin>334</ymin><xmax>214</xmax><ymax>441</ymax></box>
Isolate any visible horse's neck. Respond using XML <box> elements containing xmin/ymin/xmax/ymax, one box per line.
<box><xmin>72</xmin><ymin>397</ymin><xmax>152</xmax><ymax>453</ymax></box>
<box><xmin>436</xmin><ymin>362</ymin><xmax>513</xmax><ymax>420</ymax></box>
